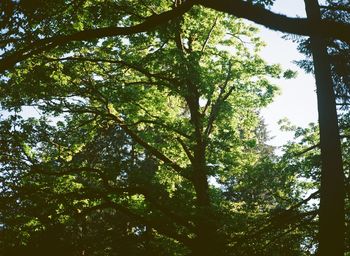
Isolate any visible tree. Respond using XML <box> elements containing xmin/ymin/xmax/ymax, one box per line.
<box><xmin>1</xmin><ymin>0</ymin><xmax>349</xmax><ymax>254</ymax></box>
<box><xmin>304</xmin><ymin>1</ymin><xmax>345</xmax><ymax>255</ymax></box>
<box><xmin>203</xmin><ymin>1</ymin><xmax>349</xmax><ymax>254</ymax></box>
<box><xmin>289</xmin><ymin>1</ymin><xmax>350</xmax><ymax>254</ymax></box>
<box><xmin>1</xmin><ymin>4</ymin><xmax>304</xmax><ymax>255</ymax></box>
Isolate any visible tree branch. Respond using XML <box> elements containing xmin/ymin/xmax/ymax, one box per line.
<box><xmin>200</xmin><ymin>16</ymin><xmax>218</xmax><ymax>54</ymax></box>
<box><xmin>44</xmin><ymin>56</ymin><xmax>178</xmax><ymax>83</ymax></box>
<box><xmin>0</xmin><ymin>0</ymin><xmax>197</xmax><ymax>73</ymax></box>
<box><xmin>293</xmin><ymin>143</ymin><xmax>320</xmax><ymax>157</ymax></box>
<box><xmin>199</xmin><ymin>0</ymin><xmax>350</xmax><ymax>43</ymax></box>
<box><xmin>176</xmin><ymin>137</ymin><xmax>195</xmax><ymax>163</ymax></box>
<box><xmin>204</xmin><ymin>61</ymin><xmax>233</xmax><ymax>136</ymax></box>
<box><xmin>3</xmin><ymin>0</ymin><xmax>350</xmax><ymax>74</ymax></box>
<box><xmin>105</xmin><ymin>110</ymin><xmax>190</xmax><ymax>180</ymax></box>
<box><xmin>83</xmin><ymin>200</ymin><xmax>195</xmax><ymax>248</ymax></box>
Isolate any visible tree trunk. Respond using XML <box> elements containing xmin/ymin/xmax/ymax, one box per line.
<box><xmin>304</xmin><ymin>1</ymin><xmax>345</xmax><ymax>255</ymax></box>
<box><xmin>191</xmin><ymin>148</ymin><xmax>220</xmax><ymax>256</ymax></box>
<box><xmin>185</xmin><ymin>83</ymin><xmax>223</xmax><ymax>255</ymax></box>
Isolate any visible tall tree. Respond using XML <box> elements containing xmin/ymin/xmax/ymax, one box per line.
<box><xmin>1</xmin><ymin>4</ymin><xmax>300</xmax><ymax>255</ymax></box>
<box><xmin>1</xmin><ymin>0</ymin><xmax>350</xmax><ymax>254</ymax></box>
<box><xmin>304</xmin><ymin>1</ymin><xmax>345</xmax><ymax>254</ymax></box>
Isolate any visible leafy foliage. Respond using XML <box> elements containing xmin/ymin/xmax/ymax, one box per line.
<box><xmin>1</xmin><ymin>1</ymin><xmax>347</xmax><ymax>255</ymax></box>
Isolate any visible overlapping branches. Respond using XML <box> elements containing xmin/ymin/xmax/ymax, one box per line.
<box><xmin>1</xmin><ymin>0</ymin><xmax>350</xmax><ymax>74</ymax></box>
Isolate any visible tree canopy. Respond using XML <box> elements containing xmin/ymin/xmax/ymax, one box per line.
<box><xmin>0</xmin><ymin>1</ymin><xmax>349</xmax><ymax>255</ymax></box>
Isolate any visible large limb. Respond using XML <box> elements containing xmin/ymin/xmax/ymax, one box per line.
<box><xmin>199</xmin><ymin>0</ymin><xmax>350</xmax><ymax>43</ymax></box>
<box><xmin>2</xmin><ymin>0</ymin><xmax>350</xmax><ymax>73</ymax></box>
<box><xmin>0</xmin><ymin>0</ymin><xmax>196</xmax><ymax>73</ymax></box>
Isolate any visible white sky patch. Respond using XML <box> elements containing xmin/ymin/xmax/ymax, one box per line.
<box><xmin>256</xmin><ymin>0</ymin><xmax>319</xmax><ymax>148</ymax></box>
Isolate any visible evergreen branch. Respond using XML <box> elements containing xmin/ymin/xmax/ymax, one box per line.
<box><xmin>235</xmin><ymin>190</ymin><xmax>320</xmax><ymax>247</ymax></box>
<box><xmin>320</xmin><ymin>5</ymin><xmax>350</xmax><ymax>13</ymax></box>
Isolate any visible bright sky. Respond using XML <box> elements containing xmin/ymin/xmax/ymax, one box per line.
<box><xmin>258</xmin><ymin>0</ymin><xmax>318</xmax><ymax>147</ymax></box>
